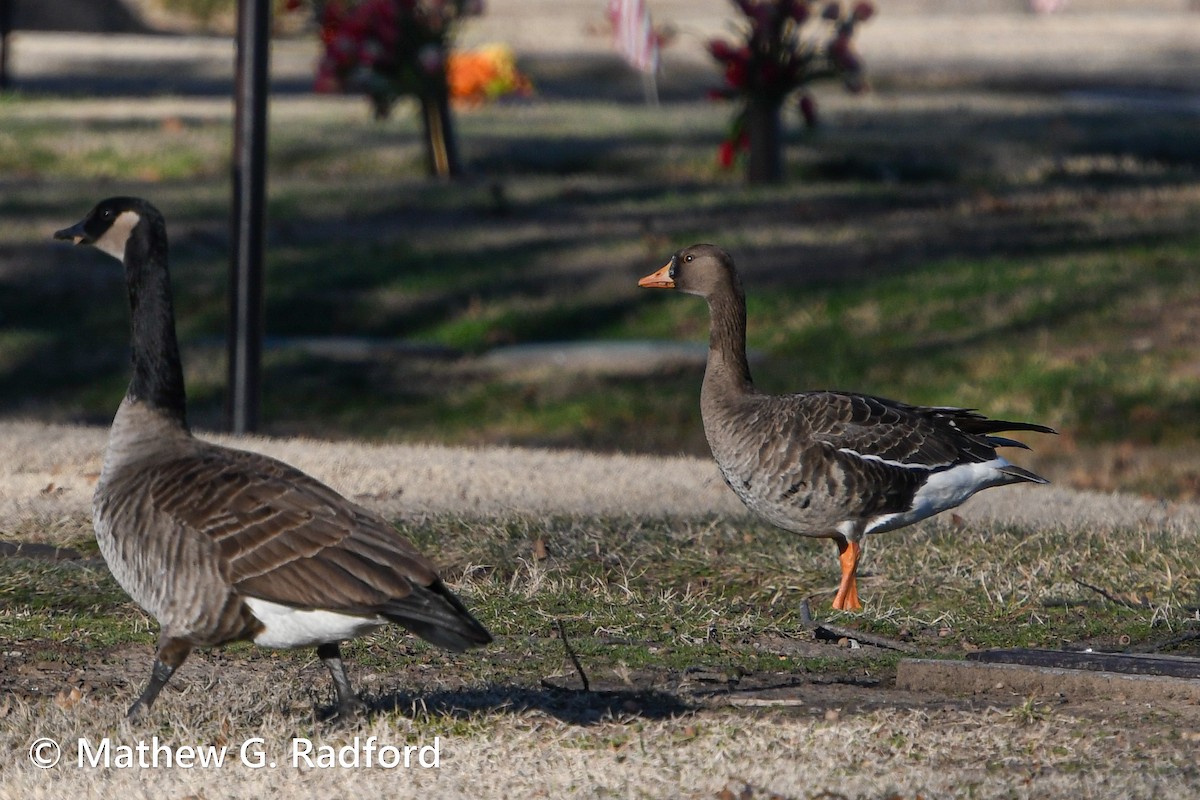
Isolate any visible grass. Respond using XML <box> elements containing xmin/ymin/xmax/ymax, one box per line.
<box><xmin>4</xmin><ymin>88</ymin><xmax>1200</xmax><ymax>499</ymax></box>
<box><xmin>2</xmin><ymin>511</ymin><xmax>1197</xmax><ymax>797</ymax></box>
<box><xmin>6</xmin><ymin>512</ymin><xmax>1194</xmax><ymax>697</ymax></box>
<box><xmin>4</xmin><ymin>18</ymin><xmax>1200</xmax><ymax>797</ymax></box>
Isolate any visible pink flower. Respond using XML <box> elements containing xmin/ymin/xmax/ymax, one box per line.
<box><xmin>852</xmin><ymin>2</ymin><xmax>875</xmax><ymax>21</ymax></box>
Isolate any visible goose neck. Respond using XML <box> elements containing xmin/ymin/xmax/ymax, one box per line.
<box><xmin>703</xmin><ymin>288</ymin><xmax>754</xmax><ymax>394</ymax></box>
<box><xmin>124</xmin><ymin>224</ymin><xmax>188</xmax><ymax>430</ymax></box>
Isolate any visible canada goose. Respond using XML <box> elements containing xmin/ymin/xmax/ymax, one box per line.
<box><xmin>54</xmin><ymin>197</ymin><xmax>491</xmax><ymax>718</ymax></box>
<box><xmin>638</xmin><ymin>244</ymin><xmax>1054</xmax><ymax>611</ymax></box>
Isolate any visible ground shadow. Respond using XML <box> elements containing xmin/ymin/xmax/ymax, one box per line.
<box><xmin>358</xmin><ymin>682</ymin><xmax>694</xmax><ymax>726</ymax></box>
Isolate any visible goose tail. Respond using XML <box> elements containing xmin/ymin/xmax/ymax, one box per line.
<box><xmin>384</xmin><ymin>580</ymin><xmax>493</xmax><ymax>652</ymax></box>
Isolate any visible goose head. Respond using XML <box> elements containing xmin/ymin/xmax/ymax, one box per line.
<box><xmin>638</xmin><ymin>243</ymin><xmax>743</xmax><ymax>301</ymax></box>
<box><xmin>54</xmin><ymin>196</ymin><xmax>161</xmax><ymax>264</ymax></box>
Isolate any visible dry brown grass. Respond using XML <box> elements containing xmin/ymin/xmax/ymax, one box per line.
<box><xmin>3</xmin><ymin>684</ymin><xmax>1199</xmax><ymax>799</ymax></box>
<box><xmin>2</xmin><ymin>421</ymin><xmax>1200</xmax><ymax>798</ymax></box>
<box><xmin>5</xmin><ymin>6</ymin><xmax>1200</xmax><ymax>797</ymax></box>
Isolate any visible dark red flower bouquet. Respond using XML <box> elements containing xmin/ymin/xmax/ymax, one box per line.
<box><xmin>707</xmin><ymin>0</ymin><xmax>874</xmax><ymax>180</ymax></box>
<box><xmin>313</xmin><ymin>0</ymin><xmax>482</xmax><ymax>118</ymax></box>
<box><xmin>294</xmin><ymin>0</ymin><xmax>484</xmax><ymax>176</ymax></box>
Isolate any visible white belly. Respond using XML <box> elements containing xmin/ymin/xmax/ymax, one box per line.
<box><xmin>244</xmin><ymin>598</ymin><xmax>386</xmax><ymax>649</ymax></box>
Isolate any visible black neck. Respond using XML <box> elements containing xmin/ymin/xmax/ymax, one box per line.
<box><xmin>124</xmin><ymin>215</ymin><xmax>188</xmax><ymax>429</ymax></box>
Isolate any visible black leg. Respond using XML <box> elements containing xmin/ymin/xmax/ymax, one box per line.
<box><xmin>127</xmin><ymin>638</ymin><xmax>191</xmax><ymax>719</ymax></box>
<box><xmin>317</xmin><ymin>641</ymin><xmax>362</xmax><ymax>719</ymax></box>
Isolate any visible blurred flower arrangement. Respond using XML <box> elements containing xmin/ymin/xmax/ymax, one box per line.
<box><xmin>707</xmin><ymin>0</ymin><xmax>874</xmax><ymax>181</ymax></box>
<box><xmin>289</xmin><ymin>0</ymin><xmax>486</xmax><ymax>177</ymax></box>
<box><xmin>446</xmin><ymin>45</ymin><xmax>533</xmax><ymax>107</ymax></box>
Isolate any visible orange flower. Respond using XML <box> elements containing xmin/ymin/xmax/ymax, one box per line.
<box><xmin>448</xmin><ymin>44</ymin><xmax>532</xmax><ymax>106</ymax></box>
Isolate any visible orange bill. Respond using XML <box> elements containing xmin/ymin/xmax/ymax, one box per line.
<box><xmin>637</xmin><ymin>261</ymin><xmax>674</xmax><ymax>289</ymax></box>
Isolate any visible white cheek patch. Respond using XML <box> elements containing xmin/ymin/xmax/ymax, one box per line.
<box><xmin>93</xmin><ymin>210</ymin><xmax>141</xmax><ymax>262</ymax></box>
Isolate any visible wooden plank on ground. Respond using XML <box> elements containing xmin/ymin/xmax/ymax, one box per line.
<box><xmin>897</xmin><ymin>658</ymin><xmax>1200</xmax><ymax>704</ymax></box>
<box><xmin>966</xmin><ymin>647</ymin><xmax>1200</xmax><ymax>679</ymax></box>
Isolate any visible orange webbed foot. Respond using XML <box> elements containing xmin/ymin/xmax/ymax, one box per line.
<box><xmin>831</xmin><ymin>539</ymin><xmax>863</xmax><ymax>611</ymax></box>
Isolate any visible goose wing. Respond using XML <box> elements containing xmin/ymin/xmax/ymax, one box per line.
<box><xmin>140</xmin><ymin>444</ymin><xmax>488</xmax><ymax>646</ymax></box>
<box><xmin>799</xmin><ymin>391</ymin><xmax>1047</xmax><ymax>470</ymax></box>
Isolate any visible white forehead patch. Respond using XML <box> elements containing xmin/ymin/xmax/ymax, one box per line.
<box><xmin>93</xmin><ymin>210</ymin><xmax>141</xmax><ymax>262</ymax></box>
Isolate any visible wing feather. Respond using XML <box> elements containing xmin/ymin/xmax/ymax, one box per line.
<box><xmin>143</xmin><ymin>445</ymin><xmax>439</xmax><ymax>613</ymax></box>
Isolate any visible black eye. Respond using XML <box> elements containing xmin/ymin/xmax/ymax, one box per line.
<box><xmin>101</xmin><ymin>209</ymin><xmax>112</xmax><ymax>218</ymax></box>
<box><xmin>685</xmin><ymin>254</ymin><xmax>694</xmax><ymax>262</ymax></box>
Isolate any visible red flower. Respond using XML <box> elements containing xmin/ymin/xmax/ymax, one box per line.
<box><xmin>828</xmin><ymin>34</ymin><xmax>859</xmax><ymax>71</ymax></box>
<box><xmin>717</xmin><ymin>139</ymin><xmax>737</xmax><ymax>169</ymax></box>
<box><xmin>705</xmin><ymin>0</ymin><xmax>872</xmax><ymax>148</ymax></box>
<box><xmin>724</xmin><ymin>58</ymin><xmax>748</xmax><ymax>89</ymax></box>
<box><xmin>284</xmin><ymin>0</ymin><xmax>303</xmax><ymax>11</ymax></box>
<box><xmin>852</xmin><ymin>2</ymin><xmax>875</xmax><ymax>22</ymax></box>
<box><xmin>708</xmin><ymin>39</ymin><xmax>738</xmax><ymax>61</ymax></box>
<box><xmin>799</xmin><ymin>93</ymin><xmax>817</xmax><ymax>127</ymax></box>
<box><xmin>315</xmin><ymin>61</ymin><xmax>339</xmax><ymax>93</ymax></box>
<box><xmin>717</xmin><ymin>132</ymin><xmax>749</xmax><ymax>169</ymax></box>
<box><xmin>750</xmin><ymin>4</ymin><xmax>773</xmax><ymax>31</ymax></box>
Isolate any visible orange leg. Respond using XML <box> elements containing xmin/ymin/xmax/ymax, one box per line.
<box><xmin>831</xmin><ymin>539</ymin><xmax>863</xmax><ymax>611</ymax></box>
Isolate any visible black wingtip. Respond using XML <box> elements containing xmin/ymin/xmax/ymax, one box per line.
<box><xmin>397</xmin><ymin>613</ymin><xmax>493</xmax><ymax>652</ymax></box>
<box><xmin>384</xmin><ymin>580</ymin><xmax>492</xmax><ymax>652</ymax></box>
<box><xmin>1001</xmin><ymin>464</ymin><xmax>1050</xmax><ymax>485</ymax></box>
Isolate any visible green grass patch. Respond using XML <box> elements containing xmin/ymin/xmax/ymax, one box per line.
<box><xmin>6</xmin><ymin>89</ymin><xmax>1200</xmax><ymax>494</ymax></box>
<box><xmin>5</xmin><ymin>512</ymin><xmax>1194</xmax><ymax>704</ymax></box>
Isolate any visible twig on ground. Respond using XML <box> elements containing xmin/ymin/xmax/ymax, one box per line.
<box><xmin>555</xmin><ymin>618</ymin><xmax>590</xmax><ymax>692</ymax></box>
<box><xmin>1071</xmin><ymin>576</ymin><xmax>1149</xmax><ymax>609</ymax></box>
<box><xmin>1142</xmin><ymin>630</ymin><xmax>1200</xmax><ymax>653</ymax></box>
<box><xmin>799</xmin><ymin>600</ymin><xmax>920</xmax><ymax>653</ymax></box>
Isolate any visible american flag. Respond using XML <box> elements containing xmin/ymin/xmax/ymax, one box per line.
<box><xmin>608</xmin><ymin>0</ymin><xmax>659</xmax><ymax>74</ymax></box>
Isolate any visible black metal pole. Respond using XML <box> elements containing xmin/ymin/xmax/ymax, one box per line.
<box><xmin>226</xmin><ymin>0</ymin><xmax>270</xmax><ymax>434</ymax></box>
<box><xmin>0</xmin><ymin>0</ymin><xmax>14</xmax><ymax>91</ymax></box>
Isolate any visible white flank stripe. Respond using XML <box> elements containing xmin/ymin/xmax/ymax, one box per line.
<box><xmin>245</xmin><ymin>598</ymin><xmax>385</xmax><ymax>649</ymax></box>
<box><xmin>838</xmin><ymin>448</ymin><xmax>946</xmax><ymax>471</ymax></box>
<box><xmin>865</xmin><ymin>458</ymin><xmax>1016</xmax><ymax>534</ymax></box>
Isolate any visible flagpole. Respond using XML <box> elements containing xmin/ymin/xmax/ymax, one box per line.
<box><xmin>642</xmin><ymin>68</ymin><xmax>659</xmax><ymax>108</ymax></box>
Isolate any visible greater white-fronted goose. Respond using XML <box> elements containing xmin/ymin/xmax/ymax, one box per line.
<box><xmin>54</xmin><ymin>197</ymin><xmax>491</xmax><ymax>718</ymax></box>
<box><xmin>639</xmin><ymin>244</ymin><xmax>1055</xmax><ymax>611</ymax></box>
